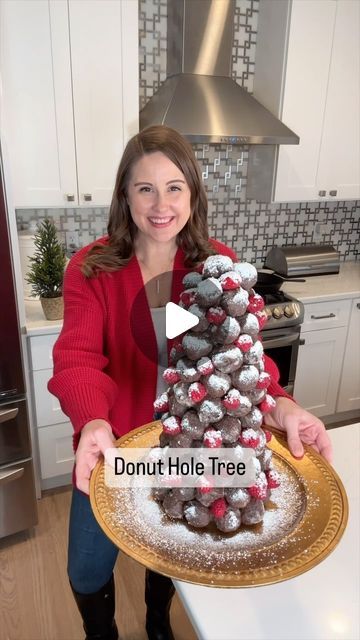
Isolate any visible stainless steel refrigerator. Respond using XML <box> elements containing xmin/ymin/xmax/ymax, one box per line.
<box><xmin>0</xmin><ymin>156</ymin><xmax>38</xmax><ymax>537</ymax></box>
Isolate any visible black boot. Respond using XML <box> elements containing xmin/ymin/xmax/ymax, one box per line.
<box><xmin>145</xmin><ymin>569</ymin><xmax>175</xmax><ymax>640</ymax></box>
<box><xmin>70</xmin><ymin>574</ymin><xmax>119</xmax><ymax>640</ymax></box>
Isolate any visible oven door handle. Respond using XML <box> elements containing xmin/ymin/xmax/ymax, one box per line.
<box><xmin>262</xmin><ymin>333</ymin><xmax>299</xmax><ymax>349</ymax></box>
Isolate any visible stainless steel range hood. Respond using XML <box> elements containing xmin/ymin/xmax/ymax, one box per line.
<box><xmin>140</xmin><ymin>0</ymin><xmax>299</xmax><ymax>145</ymax></box>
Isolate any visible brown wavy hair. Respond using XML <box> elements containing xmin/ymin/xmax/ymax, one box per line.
<box><xmin>81</xmin><ymin>125</ymin><xmax>216</xmax><ymax>277</ymax></box>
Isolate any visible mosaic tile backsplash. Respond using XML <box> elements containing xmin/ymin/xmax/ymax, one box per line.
<box><xmin>16</xmin><ymin>0</ymin><xmax>359</xmax><ymax>263</ymax></box>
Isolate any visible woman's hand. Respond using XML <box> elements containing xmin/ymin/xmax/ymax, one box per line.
<box><xmin>75</xmin><ymin>419</ymin><xmax>115</xmax><ymax>494</ymax></box>
<box><xmin>264</xmin><ymin>397</ymin><xmax>333</xmax><ymax>463</ymax></box>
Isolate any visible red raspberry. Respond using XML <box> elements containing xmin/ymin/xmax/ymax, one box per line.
<box><xmin>248</xmin><ymin>472</ymin><xmax>268</xmax><ymax>500</ymax></box>
<box><xmin>256</xmin><ymin>372</ymin><xmax>271</xmax><ymax>389</ymax></box>
<box><xmin>153</xmin><ymin>392</ymin><xmax>169</xmax><ymax>412</ymax></box>
<box><xmin>266</xmin><ymin>469</ymin><xmax>281</xmax><ymax>489</ymax></box>
<box><xmin>239</xmin><ymin>429</ymin><xmax>260</xmax><ymax>448</ymax></box>
<box><xmin>247</xmin><ymin>293</ymin><xmax>265</xmax><ymax>313</ymax></box>
<box><xmin>219</xmin><ymin>273</ymin><xmax>241</xmax><ymax>290</ymax></box>
<box><xmin>259</xmin><ymin>394</ymin><xmax>276</xmax><ymax>413</ymax></box>
<box><xmin>210</xmin><ymin>497</ymin><xmax>227</xmax><ymax>518</ymax></box>
<box><xmin>206</xmin><ymin>306</ymin><xmax>227</xmax><ymax>325</ymax></box>
<box><xmin>255</xmin><ymin>309</ymin><xmax>268</xmax><ymax>330</ymax></box>
<box><xmin>234</xmin><ymin>334</ymin><xmax>253</xmax><ymax>352</ymax></box>
<box><xmin>180</xmin><ymin>290</ymin><xmax>196</xmax><ymax>307</ymax></box>
<box><xmin>203</xmin><ymin>429</ymin><xmax>222</xmax><ymax>448</ymax></box>
<box><xmin>264</xmin><ymin>429</ymin><xmax>272</xmax><ymax>443</ymax></box>
<box><xmin>197</xmin><ymin>476</ymin><xmax>213</xmax><ymax>494</ymax></box>
<box><xmin>162</xmin><ymin>416</ymin><xmax>181</xmax><ymax>436</ymax></box>
<box><xmin>222</xmin><ymin>389</ymin><xmax>241</xmax><ymax>410</ymax></box>
<box><xmin>197</xmin><ymin>357</ymin><xmax>214</xmax><ymax>376</ymax></box>
<box><xmin>188</xmin><ymin>382</ymin><xmax>207</xmax><ymax>403</ymax></box>
<box><xmin>163</xmin><ymin>368</ymin><xmax>180</xmax><ymax>384</ymax></box>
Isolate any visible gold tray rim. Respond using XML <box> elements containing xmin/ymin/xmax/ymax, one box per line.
<box><xmin>90</xmin><ymin>422</ymin><xmax>348</xmax><ymax>588</ymax></box>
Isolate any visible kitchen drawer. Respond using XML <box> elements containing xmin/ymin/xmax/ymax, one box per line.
<box><xmin>0</xmin><ymin>398</ymin><xmax>31</xmax><ymax>465</ymax></box>
<box><xmin>37</xmin><ymin>422</ymin><xmax>74</xmax><ymax>479</ymax></box>
<box><xmin>301</xmin><ymin>298</ymin><xmax>351</xmax><ymax>332</ymax></box>
<box><xmin>28</xmin><ymin>333</ymin><xmax>59</xmax><ymax>371</ymax></box>
<box><xmin>0</xmin><ymin>459</ymin><xmax>38</xmax><ymax>537</ymax></box>
<box><xmin>32</xmin><ymin>369</ymin><xmax>69</xmax><ymax>427</ymax></box>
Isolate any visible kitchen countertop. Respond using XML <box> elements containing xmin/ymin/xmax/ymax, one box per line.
<box><xmin>174</xmin><ymin>423</ymin><xmax>360</xmax><ymax>640</ymax></box>
<box><xmin>22</xmin><ymin>261</ymin><xmax>359</xmax><ymax>335</ymax></box>
<box><xmin>283</xmin><ymin>260</ymin><xmax>360</xmax><ymax>303</ymax></box>
<box><xmin>23</xmin><ymin>299</ymin><xmax>63</xmax><ymax>336</ymax></box>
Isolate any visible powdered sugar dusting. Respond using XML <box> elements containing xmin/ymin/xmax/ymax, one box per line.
<box><xmin>106</xmin><ymin>456</ymin><xmax>308</xmax><ymax>572</ymax></box>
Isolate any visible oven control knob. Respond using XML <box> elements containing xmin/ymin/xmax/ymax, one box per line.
<box><xmin>272</xmin><ymin>306</ymin><xmax>284</xmax><ymax>319</ymax></box>
<box><xmin>284</xmin><ymin>304</ymin><xmax>294</xmax><ymax>318</ymax></box>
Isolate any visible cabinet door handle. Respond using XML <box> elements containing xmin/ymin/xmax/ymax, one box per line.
<box><xmin>83</xmin><ymin>193</ymin><xmax>92</xmax><ymax>202</ymax></box>
<box><xmin>357</xmin><ymin>303</ymin><xmax>360</xmax><ymax>309</ymax></box>
<box><xmin>66</xmin><ymin>193</ymin><xmax>75</xmax><ymax>202</ymax></box>
<box><xmin>318</xmin><ymin>190</ymin><xmax>326</xmax><ymax>197</ymax></box>
<box><xmin>299</xmin><ymin>338</ymin><xmax>305</xmax><ymax>345</ymax></box>
<box><xmin>310</xmin><ymin>313</ymin><xmax>336</xmax><ymax>320</ymax></box>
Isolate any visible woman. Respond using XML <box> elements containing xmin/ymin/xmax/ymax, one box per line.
<box><xmin>48</xmin><ymin>125</ymin><xmax>332</xmax><ymax>640</ymax></box>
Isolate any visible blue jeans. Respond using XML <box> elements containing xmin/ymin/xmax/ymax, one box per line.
<box><xmin>68</xmin><ymin>486</ymin><xmax>119</xmax><ymax>593</ymax></box>
<box><xmin>68</xmin><ymin>413</ymin><xmax>164</xmax><ymax>594</ymax></box>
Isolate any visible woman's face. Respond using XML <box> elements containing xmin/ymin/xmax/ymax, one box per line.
<box><xmin>127</xmin><ymin>151</ymin><xmax>192</xmax><ymax>244</ymax></box>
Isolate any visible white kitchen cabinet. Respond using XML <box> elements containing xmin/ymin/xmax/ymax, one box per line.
<box><xmin>29</xmin><ymin>334</ymin><xmax>67</xmax><ymax>428</ymax></box>
<box><xmin>0</xmin><ymin>1</ymin><xmax>76</xmax><ymax>207</ymax></box>
<box><xmin>67</xmin><ymin>0</ymin><xmax>139</xmax><ymax>206</ymax></box>
<box><xmin>294</xmin><ymin>326</ymin><xmax>348</xmax><ymax>417</ymax></box>
<box><xmin>37</xmin><ymin>422</ymin><xmax>74</xmax><ymax>480</ymax></box>
<box><xmin>315</xmin><ymin>1</ymin><xmax>360</xmax><ymax>200</ymax></box>
<box><xmin>293</xmin><ymin>297</ymin><xmax>351</xmax><ymax>417</ymax></box>
<box><xmin>32</xmin><ymin>369</ymin><xmax>69</xmax><ymax>427</ymax></box>
<box><xmin>337</xmin><ymin>298</ymin><xmax>360</xmax><ymax>412</ymax></box>
<box><xmin>0</xmin><ymin>0</ymin><xmax>139</xmax><ymax>208</ymax></box>
<box><xmin>27</xmin><ymin>332</ymin><xmax>74</xmax><ymax>488</ymax></box>
<box><xmin>28</xmin><ymin>333</ymin><xmax>60</xmax><ymax>371</ymax></box>
<box><xmin>248</xmin><ymin>0</ymin><xmax>360</xmax><ymax>202</ymax></box>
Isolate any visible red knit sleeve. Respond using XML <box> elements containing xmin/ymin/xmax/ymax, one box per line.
<box><xmin>47</xmin><ymin>255</ymin><xmax>118</xmax><ymax>435</ymax></box>
<box><xmin>264</xmin><ymin>354</ymin><xmax>294</xmax><ymax>401</ymax></box>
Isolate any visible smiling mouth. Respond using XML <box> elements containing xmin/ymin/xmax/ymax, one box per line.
<box><xmin>148</xmin><ymin>217</ymin><xmax>175</xmax><ymax>227</ymax></box>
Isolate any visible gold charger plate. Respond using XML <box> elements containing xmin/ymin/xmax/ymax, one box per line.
<box><xmin>90</xmin><ymin>421</ymin><xmax>348</xmax><ymax>588</ymax></box>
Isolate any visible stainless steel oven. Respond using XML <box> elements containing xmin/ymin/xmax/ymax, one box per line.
<box><xmin>256</xmin><ymin>290</ymin><xmax>304</xmax><ymax>396</ymax></box>
<box><xmin>261</xmin><ymin>325</ymin><xmax>301</xmax><ymax>395</ymax></box>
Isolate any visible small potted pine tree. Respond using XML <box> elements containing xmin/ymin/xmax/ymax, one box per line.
<box><xmin>26</xmin><ymin>219</ymin><xmax>67</xmax><ymax>320</ymax></box>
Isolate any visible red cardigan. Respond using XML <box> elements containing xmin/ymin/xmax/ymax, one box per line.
<box><xmin>48</xmin><ymin>237</ymin><xmax>291</xmax><ymax>450</ymax></box>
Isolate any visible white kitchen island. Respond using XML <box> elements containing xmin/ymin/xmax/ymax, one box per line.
<box><xmin>174</xmin><ymin>424</ymin><xmax>360</xmax><ymax>640</ymax></box>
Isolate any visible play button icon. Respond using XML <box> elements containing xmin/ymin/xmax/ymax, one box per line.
<box><xmin>130</xmin><ymin>269</ymin><xmax>201</xmax><ymax>366</ymax></box>
<box><xmin>166</xmin><ymin>302</ymin><xmax>199</xmax><ymax>339</ymax></box>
